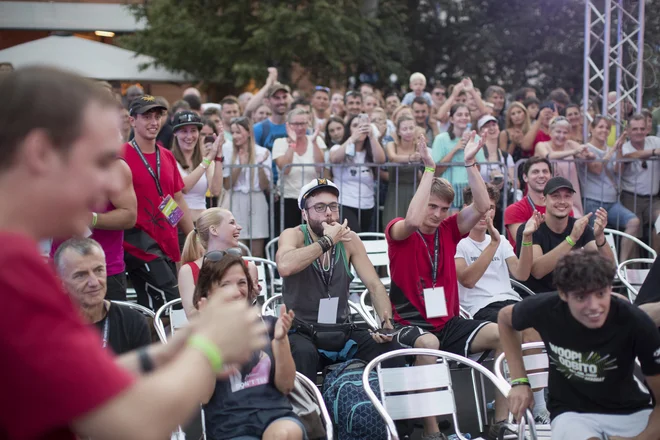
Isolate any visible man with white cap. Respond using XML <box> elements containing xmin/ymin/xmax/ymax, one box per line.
<box><xmin>276</xmin><ymin>178</ymin><xmax>403</xmax><ymax>380</ymax></box>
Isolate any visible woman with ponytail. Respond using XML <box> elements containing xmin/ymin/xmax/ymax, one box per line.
<box><xmin>178</xmin><ymin>207</ymin><xmax>245</xmax><ymax>318</ymax></box>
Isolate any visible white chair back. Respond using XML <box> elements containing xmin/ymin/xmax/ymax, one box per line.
<box><xmin>154</xmin><ymin>299</ymin><xmax>189</xmax><ymax>344</ymax></box>
<box><xmin>352</xmin><ymin>233</ymin><xmax>391</xmax><ymax>289</ymax></box>
<box><xmin>243</xmin><ymin>257</ymin><xmax>278</xmax><ymax>301</ymax></box>
<box><xmin>617</xmin><ymin>258</ymin><xmax>654</xmax><ymax>302</ymax></box>
<box><xmin>110</xmin><ymin>300</ymin><xmax>156</xmax><ymax>319</ymax></box>
<box><xmin>265</xmin><ymin>237</ymin><xmax>279</xmax><ymax>262</ymax></box>
<box><xmin>510</xmin><ymin>278</ymin><xmax>536</xmax><ymax>296</ymax></box>
<box><xmin>363</xmin><ymin>348</ymin><xmax>534</xmax><ymax>440</ymax></box>
<box><xmin>262</xmin><ymin>293</ymin><xmax>284</xmax><ymax>317</ymax></box>
<box><xmin>604</xmin><ymin>228</ymin><xmax>658</xmax><ymax>267</ymax></box>
<box><xmin>238</xmin><ymin>241</ymin><xmax>253</xmax><ymax>257</ymax></box>
<box><xmin>295</xmin><ymin>372</ymin><xmax>334</xmax><ymax>440</ymax></box>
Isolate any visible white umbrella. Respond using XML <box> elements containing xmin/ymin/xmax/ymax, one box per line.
<box><xmin>0</xmin><ymin>35</ymin><xmax>190</xmax><ymax>82</ymax></box>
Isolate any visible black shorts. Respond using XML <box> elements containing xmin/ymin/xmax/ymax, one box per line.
<box><xmin>395</xmin><ymin>316</ymin><xmax>490</xmax><ymax>357</ymax></box>
<box><xmin>473</xmin><ymin>300</ymin><xmax>519</xmax><ymax>323</ymax></box>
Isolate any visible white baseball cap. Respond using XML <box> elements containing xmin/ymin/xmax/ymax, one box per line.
<box><xmin>477</xmin><ymin>115</ymin><xmax>498</xmax><ymax>131</ymax></box>
<box><xmin>298</xmin><ymin>178</ymin><xmax>340</xmax><ymax>210</ymax></box>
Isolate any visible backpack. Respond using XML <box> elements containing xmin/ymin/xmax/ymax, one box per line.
<box><xmin>321</xmin><ymin>360</ymin><xmax>388</xmax><ymax>440</ymax></box>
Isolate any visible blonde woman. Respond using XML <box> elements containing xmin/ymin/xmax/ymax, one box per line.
<box><xmin>221</xmin><ymin>116</ymin><xmax>272</xmax><ymax>257</ymax></box>
<box><xmin>499</xmin><ymin>101</ymin><xmax>531</xmax><ymax>161</ymax></box>
<box><xmin>171</xmin><ymin>110</ymin><xmax>224</xmax><ymax>224</ymax></box>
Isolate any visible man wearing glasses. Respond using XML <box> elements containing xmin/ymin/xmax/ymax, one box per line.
<box><xmin>621</xmin><ymin>113</ymin><xmax>660</xmax><ymax>253</ymax></box>
<box><xmin>276</xmin><ymin>178</ymin><xmax>403</xmax><ymax>380</ymax></box>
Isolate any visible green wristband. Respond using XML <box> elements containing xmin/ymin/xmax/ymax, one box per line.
<box><xmin>91</xmin><ymin>212</ymin><xmax>98</xmax><ymax>228</ymax></box>
<box><xmin>521</xmin><ymin>241</ymin><xmax>533</xmax><ymax>247</ymax></box>
<box><xmin>511</xmin><ymin>377</ymin><xmax>530</xmax><ymax>386</ymax></box>
<box><xmin>424</xmin><ymin>166</ymin><xmax>435</xmax><ymax>174</ymax></box>
<box><xmin>202</xmin><ymin>158</ymin><xmax>212</xmax><ymax>166</ymax></box>
<box><xmin>188</xmin><ymin>334</ymin><xmax>224</xmax><ymax>373</ymax></box>
<box><xmin>565</xmin><ymin>236</ymin><xmax>576</xmax><ymax>247</ymax></box>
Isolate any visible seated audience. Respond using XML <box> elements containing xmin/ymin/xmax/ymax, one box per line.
<box><xmin>194</xmin><ymin>254</ymin><xmax>305</xmax><ymax>440</ymax></box>
<box><xmin>504</xmin><ymin>157</ymin><xmax>557</xmax><ymax>251</ymax></box>
<box><xmin>499</xmin><ymin>250</ymin><xmax>660</xmax><ymax>440</ymax></box>
<box><xmin>386</xmin><ymin>136</ymin><xmax>509</xmax><ymax>438</ymax></box>
<box><xmin>276</xmin><ymin>178</ymin><xmax>403</xmax><ymax>381</ymax></box>
<box><xmin>456</xmin><ymin>185</ymin><xmax>542</xmax><ymax>321</ymax></box>
<box><xmin>54</xmin><ymin>238</ymin><xmax>151</xmax><ymax>355</ymax></box>
<box><xmin>517</xmin><ymin>177</ymin><xmax>614</xmax><ymax>294</ymax></box>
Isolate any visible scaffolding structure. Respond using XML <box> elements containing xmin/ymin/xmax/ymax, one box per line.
<box><xmin>582</xmin><ymin>0</ymin><xmax>645</xmax><ymax>138</ymax></box>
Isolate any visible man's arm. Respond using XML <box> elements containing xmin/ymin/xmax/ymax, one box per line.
<box><xmin>388</xmin><ymin>140</ymin><xmax>437</xmax><ymax>242</ymax></box>
<box><xmin>626</xmin><ymin>375</ymin><xmax>660</xmax><ymax>440</ymax></box>
<box><xmin>639</xmin><ymin>303</ymin><xmax>660</xmax><ymax>327</ymax></box>
<box><xmin>584</xmin><ymin>208</ymin><xmax>615</xmax><ymax>262</ymax></box>
<box><xmin>95</xmin><ymin>160</ymin><xmax>137</xmax><ymax>230</ymax></box>
<box><xmin>348</xmin><ymin>234</ymin><xmax>392</xmax><ymax>324</ymax></box>
<box><xmin>172</xmin><ymin>191</ymin><xmax>194</xmax><ymax>236</ymax></box>
<box><xmin>507</xmin><ymin>213</ymin><xmax>543</xmax><ymax>281</ymax></box>
<box><xmin>622</xmin><ymin>147</ymin><xmax>658</xmax><ymax>159</ymax></box>
<box><xmin>456</xmin><ymin>135</ymin><xmax>490</xmax><ymax>235</ymax></box>
<box><xmin>243</xmin><ymin>67</ymin><xmax>277</xmax><ymax>116</ymax></box>
<box><xmin>531</xmin><ymin>214</ymin><xmax>592</xmax><ymax>279</ymax></box>
<box><xmin>497</xmin><ymin>305</ymin><xmax>531</xmax><ymax>421</ymax></box>
<box><xmin>455</xmin><ymin>243</ymin><xmax>498</xmax><ymax>289</ymax></box>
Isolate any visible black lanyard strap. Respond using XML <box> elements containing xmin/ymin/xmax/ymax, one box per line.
<box><xmin>526</xmin><ymin>195</ymin><xmax>536</xmax><ymax>211</ymax></box>
<box><xmin>314</xmin><ymin>246</ymin><xmax>336</xmax><ymax>298</ymax></box>
<box><xmin>417</xmin><ymin>229</ymin><xmax>439</xmax><ymax>287</ymax></box>
<box><xmin>131</xmin><ymin>140</ymin><xmax>163</xmax><ymax>197</ymax></box>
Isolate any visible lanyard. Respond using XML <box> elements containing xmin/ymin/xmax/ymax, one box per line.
<box><xmin>131</xmin><ymin>140</ymin><xmax>163</xmax><ymax>197</ymax></box>
<box><xmin>101</xmin><ymin>301</ymin><xmax>110</xmax><ymax>349</ymax></box>
<box><xmin>526</xmin><ymin>195</ymin><xmax>536</xmax><ymax>211</ymax></box>
<box><xmin>417</xmin><ymin>229</ymin><xmax>439</xmax><ymax>287</ymax></box>
<box><xmin>314</xmin><ymin>246</ymin><xmax>336</xmax><ymax>298</ymax></box>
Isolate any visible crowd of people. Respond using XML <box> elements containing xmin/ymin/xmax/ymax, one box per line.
<box><xmin>3</xmin><ymin>64</ymin><xmax>660</xmax><ymax>440</ymax></box>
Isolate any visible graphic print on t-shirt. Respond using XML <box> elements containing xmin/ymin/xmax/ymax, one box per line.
<box><xmin>548</xmin><ymin>342</ymin><xmax>618</xmax><ymax>383</ymax></box>
<box><xmin>229</xmin><ymin>351</ymin><xmax>271</xmax><ymax>392</ymax></box>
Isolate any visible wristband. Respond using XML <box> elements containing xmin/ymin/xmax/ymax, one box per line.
<box><xmin>202</xmin><ymin>158</ymin><xmax>212</xmax><ymax>166</ymax></box>
<box><xmin>424</xmin><ymin>166</ymin><xmax>435</xmax><ymax>174</ymax></box>
<box><xmin>91</xmin><ymin>212</ymin><xmax>98</xmax><ymax>228</ymax></box>
<box><xmin>214</xmin><ymin>156</ymin><xmax>225</xmax><ymax>163</ymax></box>
<box><xmin>521</xmin><ymin>241</ymin><xmax>533</xmax><ymax>247</ymax></box>
<box><xmin>465</xmin><ymin>162</ymin><xmax>476</xmax><ymax>168</ymax></box>
<box><xmin>597</xmin><ymin>239</ymin><xmax>607</xmax><ymax>248</ymax></box>
<box><xmin>138</xmin><ymin>347</ymin><xmax>155</xmax><ymax>373</ymax></box>
<box><xmin>511</xmin><ymin>378</ymin><xmax>530</xmax><ymax>387</ymax></box>
<box><xmin>318</xmin><ymin>235</ymin><xmax>333</xmax><ymax>253</ymax></box>
<box><xmin>565</xmin><ymin>236</ymin><xmax>576</xmax><ymax>247</ymax></box>
<box><xmin>188</xmin><ymin>335</ymin><xmax>224</xmax><ymax>373</ymax></box>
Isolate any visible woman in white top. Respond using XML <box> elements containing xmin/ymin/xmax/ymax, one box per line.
<box><xmin>171</xmin><ymin>110</ymin><xmax>224</xmax><ymax>223</ymax></box>
<box><xmin>329</xmin><ymin>113</ymin><xmax>385</xmax><ymax>232</ymax></box>
<box><xmin>273</xmin><ymin>108</ymin><xmax>326</xmax><ymax>231</ymax></box>
<box><xmin>222</xmin><ymin>116</ymin><xmax>272</xmax><ymax>258</ymax></box>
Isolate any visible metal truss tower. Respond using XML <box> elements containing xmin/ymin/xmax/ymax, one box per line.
<box><xmin>582</xmin><ymin>0</ymin><xmax>645</xmax><ymax>138</ymax></box>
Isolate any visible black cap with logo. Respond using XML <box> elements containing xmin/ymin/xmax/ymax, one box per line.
<box><xmin>172</xmin><ymin>110</ymin><xmax>203</xmax><ymax>131</ymax></box>
<box><xmin>543</xmin><ymin>176</ymin><xmax>575</xmax><ymax>196</ymax></box>
<box><xmin>129</xmin><ymin>95</ymin><xmax>167</xmax><ymax>116</ymax></box>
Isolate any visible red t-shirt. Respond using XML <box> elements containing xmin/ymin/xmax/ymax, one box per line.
<box><xmin>385</xmin><ymin>215</ymin><xmax>466</xmax><ymax>332</ymax></box>
<box><xmin>121</xmin><ymin>143</ymin><xmax>185</xmax><ymax>262</ymax></box>
<box><xmin>0</xmin><ymin>233</ymin><xmax>134</xmax><ymax>439</ymax></box>
<box><xmin>504</xmin><ymin>198</ymin><xmax>547</xmax><ymax>251</ymax></box>
<box><xmin>526</xmin><ymin>129</ymin><xmax>551</xmax><ymax>157</ymax></box>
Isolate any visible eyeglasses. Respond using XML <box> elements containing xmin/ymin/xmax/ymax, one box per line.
<box><xmin>345</xmin><ymin>91</ymin><xmax>361</xmax><ymax>98</ymax></box>
<box><xmin>202</xmin><ymin>248</ymin><xmax>243</xmax><ymax>266</ymax></box>
<box><xmin>433</xmin><ymin>91</ymin><xmax>446</xmax><ymax>96</ymax></box>
<box><xmin>288</xmin><ymin>122</ymin><xmax>307</xmax><ymax>127</ymax></box>
<box><xmin>306</xmin><ymin>202</ymin><xmax>339</xmax><ymax>213</ymax></box>
<box><xmin>315</xmin><ymin>86</ymin><xmax>331</xmax><ymax>94</ymax></box>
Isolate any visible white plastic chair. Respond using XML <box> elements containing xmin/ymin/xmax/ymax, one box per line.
<box><xmin>243</xmin><ymin>257</ymin><xmax>278</xmax><ymax>301</ymax></box>
<box><xmin>363</xmin><ymin>348</ymin><xmax>536</xmax><ymax>440</ymax></box>
<box><xmin>617</xmin><ymin>258</ymin><xmax>654</xmax><ymax>302</ymax></box>
<box><xmin>510</xmin><ymin>278</ymin><xmax>536</xmax><ymax>297</ymax></box>
<box><xmin>351</xmin><ymin>233</ymin><xmax>391</xmax><ymax>291</ymax></box>
<box><xmin>265</xmin><ymin>237</ymin><xmax>279</xmax><ymax>262</ymax></box>
<box><xmin>110</xmin><ymin>300</ymin><xmax>156</xmax><ymax>319</ymax></box>
<box><xmin>604</xmin><ymin>228</ymin><xmax>657</xmax><ymax>268</ymax></box>
<box><xmin>154</xmin><ymin>298</ymin><xmax>189</xmax><ymax>344</ymax></box>
<box><xmin>295</xmin><ymin>372</ymin><xmax>334</xmax><ymax>440</ymax></box>
<box><xmin>494</xmin><ymin>342</ymin><xmax>549</xmax><ymax>439</ymax></box>
<box><xmin>238</xmin><ymin>241</ymin><xmax>253</xmax><ymax>257</ymax></box>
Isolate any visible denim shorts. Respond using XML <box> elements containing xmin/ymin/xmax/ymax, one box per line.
<box><xmin>583</xmin><ymin>198</ymin><xmax>638</xmax><ymax>229</ymax></box>
<box><xmin>231</xmin><ymin>416</ymin><xmax>308</xmax><ymax>440</ymax></box>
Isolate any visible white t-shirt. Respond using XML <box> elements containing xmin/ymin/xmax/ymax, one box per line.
<box><xmin>272</xmin><ymin>137</ymin><xmax>327</xmax><ymax>199</ymax></box>
<box><xmin>621</xmin><ymin>136</ymin><xmax>660</xmax><ymax>195</ymax></box>
<box><xmin>222</xmin><ymin>143</ymin><xmax>272</xmax><ymax>194</ymax></box>
<box><xmin>455</xmin><ymin>235</ymin><xmax>521</xmax><ymax>316</ymax></box>
<box><xmin>177</xmin><ymin>162</ymin><xmax>208</xmax><ymax>210</ymax></box>
<box><xmin>329</xmin><ymin>147</ymin><xmax>375</xmax><ymax>209</ymax></box>
<box><xmin>479</xmin><ymin>150</ymin><xmax>515</xmax><ymax>184</ymax></box>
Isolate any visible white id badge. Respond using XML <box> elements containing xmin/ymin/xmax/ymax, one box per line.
<box><xmin>423</xmin><ymin>287</ymin><xmax>448</xmax><ymax>318</ymax></box>
<box><xmin>317</xmin><ymin>297</ymin><xmax>339</xmax><ymax>324</ymax></box>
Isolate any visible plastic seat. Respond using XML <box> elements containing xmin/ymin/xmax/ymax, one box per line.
<box><xmin>351</xmin><ymin>233</ymin><xmax>391</xmax><ymax>292</ymax></box>
<box><xmin>294</xmin><ymin>372</ymin><xmax>334</xmax><ymax>440</ymax></box>
<box><xmin>617</xmin><ymin>258</ymin><xmax>654</xmax><ymax>302</ymax></box>
<box><xmin>510</xmin><ymin>278</ymin><xmax>536</xmax><ymax>297</ymax></box>
<box><xmin>110</xmin><ymin>300</ymin><xmax>156</xmax><ymax>319</ymax></box>
<box><xmin>154</xmin><ymin>298</ymin><xmax>189</xmax><ymax>344</ymax></box>
<box><xmin>243</xmin><ymin>256</ymin><xmax>278</xmax><ymax>302</ymax></box>
<box><xmin>363</xmin><ymin>348</ymin><xmax>536</xmax><ymax>440</ymax></box>
<box><xmin>604</xmin><ymin>228</ymin><xmax>657</xmax><ymax>268</ymax></box>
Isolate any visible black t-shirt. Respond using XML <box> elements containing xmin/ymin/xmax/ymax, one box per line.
<box><xmin>204</xmin><ymin>316</ymin><xmax>298</xmax><ymax>439</ymax></box>
<box><xmin>517</xmin><ymin>217</ymin><xmax>595</xmax><ymax>293</ymax></box>
<box><xmin>94</xmin><ymin>303</ymin><xmax>151</xmax><ymax>355</ymax></box>
<box><xmin>512</xmin><ymin>292</ymin><xmax>660</xmax><ymax>419</ymax></box>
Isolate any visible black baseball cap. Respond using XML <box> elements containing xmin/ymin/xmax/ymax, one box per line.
<box><xmin>539</xmin><ymin>101</ymin><xmax>556</xmax><ymax>112</ymax></box>
<box><xmin>129</xmin><ymin>95</ymin><xmax>167</xmax><ymax>116</ymax></box>
<box><xmin>172</xmin><ymin>110</ymin><xmax>203</xmax><ymax>131</ymax></box>
<box><xmin>543</xmin><ymin>176</ymin><xmax>575</xmax><ymax>196</ymax></box>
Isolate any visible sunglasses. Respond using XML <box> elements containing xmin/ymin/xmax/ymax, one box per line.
<box><xmin>345</xmin><ymin>90</ymin><xmax>361</xmax><ymax>98</ymax></box>
<box><xmin>315</xmin><ymin>85</ymin><xmax>331</xmax><ymax>94</ymax></box>
<box><xmin>202</xmin><ymin>248</ymin><xmax>243</xmax><ymax>266</ymax></box>
<box><xmin>230</xmin><ymin>116</ymin><xmax>249</xmax><ymax>124</ymax></box>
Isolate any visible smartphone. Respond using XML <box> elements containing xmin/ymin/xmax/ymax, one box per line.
<box><xmin>204</xmin><ymin>135</ymin><xmax>216</xmax><ymax>144</ymax></box>
<box><xmin>376</xmin><ymin>327</ymin><xmax>397</xmax><ymax>336</ymax></box>
<box><xmin>345</xmin><ymin>142</ymin><xmax>356</xmax><ymax>157</ymax></box>
<box><xmin>358</xmin><ymin>113</ymin><xmax>369</xmax><ymax>125</ymax></box>
<box><xmin>492</xmin><ymin>175</ymin><xmax>504</xmax><ymax>185</ymax></box>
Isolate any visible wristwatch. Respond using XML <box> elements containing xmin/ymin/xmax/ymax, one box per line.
<box><xmin>214</xmin><ymin>155</ymin><xmax>224</xmax><ymax>163</ymax></box>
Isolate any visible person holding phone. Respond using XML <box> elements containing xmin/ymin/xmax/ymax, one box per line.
<box><xmin>329</xmin><ymin>113</ymin><xmax>385</xmax><ymax>233</ymax></box>
<box><xmin>171</xmin><ymin>110</ymin><xmax>224</xmax><ymax>227</ymax></box>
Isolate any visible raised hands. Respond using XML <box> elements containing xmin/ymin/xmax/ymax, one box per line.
<box><xmin>274</xmin><ymin>305</ymin><xmax>295</xmax><ymax>341</ymax></box>
<box><xmin>322</xmin><ymin>219</ymin><xmax>352</xmax><ymax>245</ymax></box>
<box><xmin>522</xmin><ymin>211</ymin><xmax>545</xmax><ymax>238</ymax></box>
<box><xmin>485</xmin><ymin>210</ymin><xmax>501</xmax><ymax>244</ymax></box>
<box><xmin>592</xmin><ymin>207</ymin><xmax>608</xmax><ymax>239</ymax></box>
<box><xmin>570</xmin><ymin>213</ymin><xmax>593</xmax><ymax>243</ymax></box>
<box><xmin>463</xmin><ymin>131</ymin><xmax>484</xmax><ymax>165</ymax></box>
<box><xmin>266</xmin><ymin>67</ymin><xmax>278</xmax><ymax>87</ymax></box>
<box><xmin>285</xmin><ymin>122</ymin><xmax>297</xmax><ymax>145</ymax></box>
<box><xmin>418</xmin><ymin>138</ymin><xmax>435</xmax><ymax>168</ymax></box>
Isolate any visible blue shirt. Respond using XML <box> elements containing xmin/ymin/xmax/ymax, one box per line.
<box><xmin>402</xmin><ymin>91</ymin><xmax>433</xmax><ymax>107</ymax></box>
<box><xmin>253</xmin><ymin>119</ymin><xmax>288</xmax><ymax>182</ymax></box>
